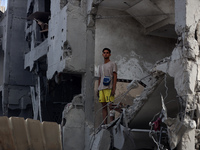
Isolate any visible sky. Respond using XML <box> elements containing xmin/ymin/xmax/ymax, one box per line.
<box><xmin>1</xmin><ymin>0</ymin><xmax>7</xmax><ymax>9</ymax></box>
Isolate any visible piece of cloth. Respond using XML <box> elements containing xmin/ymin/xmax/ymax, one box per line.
<box><xmin>99</xmin><ymin>89</ymin><xmax>114</xmax><ymax>103</ymax></box>
<box><xmin>153</xmin><ymin>117</ymin><xmax>161</xmax><ymax>131</ymax></box>
<box><xmin>98</xmin><ymin>61</ymin><xmax>117</xmax><ymax>91</ymax></box>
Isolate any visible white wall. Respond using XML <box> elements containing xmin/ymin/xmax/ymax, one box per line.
<box><xmin>95</xmin><ymin>8</ymin><xmax>176</xmax><ymax>80</ymax></box>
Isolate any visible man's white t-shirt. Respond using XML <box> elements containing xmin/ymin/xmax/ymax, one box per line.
<box><xmin>98</xmin><ymin>61</ymin><xmax>117</xmax><ymax>91</ymax></box>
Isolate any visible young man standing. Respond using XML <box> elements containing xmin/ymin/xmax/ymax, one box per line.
<box><xmin>98</xmin><ymin>48</ymin><xmax>117</xmax><ymax>124</ymax></box>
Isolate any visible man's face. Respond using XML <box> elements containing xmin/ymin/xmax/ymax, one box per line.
<box><xmin>102</xmin><ymin>50</ymin><xmax>111</xmax><ymax>59</ymax></box>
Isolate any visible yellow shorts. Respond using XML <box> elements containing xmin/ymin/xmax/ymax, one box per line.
<box><xmin>99</xmin><ymin>89</ymin><xmax>114</xmax><ymax>103</ymax></box>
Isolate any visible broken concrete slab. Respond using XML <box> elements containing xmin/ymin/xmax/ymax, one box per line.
<box><xmin>90</xmin><ymin>129</ymin><xmax>111</xmax><ymax>150</ymax></box>
<box><xmin>126</xmin><ymin>0</ymin><xmax>168</xmax><ymax>28</ymax></box>
<box><xmin>47</xmin><ymin>2</ymin><xmax>87</xmax><ymax>79</ymax></box>
<box><xmin>62</xmin><ymin>95</ymin><xmax>85</xmax><ymax>150</ymax></box>
<box><xmin>24</xmin><ymin>39</ymin><xmax>48</xmax><ymax>71</ymax></box>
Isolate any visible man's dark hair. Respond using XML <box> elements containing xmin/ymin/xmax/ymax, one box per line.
<box><xmin>102</xmin><ymin>48</ymin><xmax>111</xmax><ymax>53</ymax></box>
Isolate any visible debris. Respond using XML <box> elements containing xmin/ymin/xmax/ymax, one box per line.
<box><xmin>90</xmin><ymin>129</ymin><xmax>111</xmax><ymax>150</ymax></box>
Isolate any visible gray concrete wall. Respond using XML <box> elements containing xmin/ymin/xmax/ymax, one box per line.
<box><xmin>0</xmin><ymin>12</ymin><xmax>7</xmax><ymax>86</ymax></box>
<box><xmin>1</xmin><ymin>14</ymin><xmax>7</xmax><ymax>53</ymax></box>
<box><xmin>95</xmin><ymin>8</ymin><xmax>176</xmax><ymax>80</ymax></box>
<box><xmin>4</xmin><ymin>0</ymin><xmax>33</xmax><ymax>86</ymax></box>
<box><xmin>2</xmin><ymin>0</ymin><xmax>33</xmax><ymax>113</ymax></box>
<box><xmin>0</xmin><ymin>50</ymin><xmax>3</xmax><ymax>85</ymax></box>
<box><xmin>47</xmin><ymin>1</ymin><xmax>87</xmax><ymax>79</ymax></box>
<box><xmin>47</xmin><ymin>1</ymin><xmax>96</xmax><ymax>149</ymax></box>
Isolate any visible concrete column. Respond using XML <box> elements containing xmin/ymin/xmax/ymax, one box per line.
<box><xmin>83</xmin><ymin>27</ymin><xmax>95</xmax><ymax>150</ymax></box>
<box><xmin>175</xmin><ymin>0</ymin><xmax>200</xmax><ymax>149</ymax></box>
<box><xmin>3</xmin><ymin>0</ymin><xmax>33</xmax><ymax>115</ymax></box>
<box><xmin>83</xmin><ymin>1</ymin><xmax>96</xmax><ymax>149</ymax></box>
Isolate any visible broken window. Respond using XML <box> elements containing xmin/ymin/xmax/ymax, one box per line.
<box><xmin>32</xmin><ymin>12</ymin><xmax>50</xmax><ymax>40</ymax></box>
<box><xmin>44</xmin><ymin>0</ymin><xmax>50</xmax><ymax>12</ymax></box>
<box><xmin>26</xmin><ymin>0</ymin><xmax>51</xmax><ymax>49</ymax></box>
<box><xmin>41</xmin><ymin>73</ymin><xmax>82</xmax><ymax>124</ymax></box>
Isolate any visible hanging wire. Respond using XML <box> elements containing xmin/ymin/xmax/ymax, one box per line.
<box><xmin>148</xmin><ymin>73</ymin><xmax>169</xmax><ymax>150</ymax></box>
<box><xmin>163</xmin><ymin>74</ymin><xmax>168</xmax><ymax>101</ymax></box>
<box><xmin>150</xmin><ymin>133</ymin><xmax>160</xmax><ymax>150</ymax></box>
<box><xmin>149</xmin><ymin>120</ymin><xmax>160</xmax><ymax>150</ymax></box>
<box><xmin>149</xmin><ymin>112</ymin><xmax>160</xmax><ymax>125</ymax></box>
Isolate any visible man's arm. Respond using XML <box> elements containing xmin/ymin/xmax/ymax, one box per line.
<box><xmin>98</xmin><ymin>77</ymin><xmax>101</xmax><ymax>87</ymax></box>
<box><xmin>111</xmin><ymin>72</ymin><xmax>117</xmax><ymax>96</ymax></box>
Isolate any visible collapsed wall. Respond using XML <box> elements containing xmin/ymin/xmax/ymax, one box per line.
<box><xmin>2</xmin><ymin>0</ymin><xmax>200</xmax><ymax>149</ymax></box>
<box><xmin>123</xmin><ymin>0</ymin><xmax>200</xmax><ymax>149</ymax></box>
<box><xmin>154</xmin><ymin>0</ymin><xmax>200</xmax><ymax>149</ymax></box>
<box><xmin>91</xmin><ymin>0</ymin><xmax>200</xmax><ymax>150</ymax></box>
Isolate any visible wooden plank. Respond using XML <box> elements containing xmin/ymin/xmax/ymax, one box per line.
<box><xmin>25</xmin><ymin>118</ymin><xmax>45</xmax><ymax>150</ymax></box>
<box><xmin>0</xmin><ymin>116</ymin><xmax>15</xmax><ymax>150</ymax></box>
<box><xmin>42</xmin><ymin>121</ymin><xmax>62</xmax><ymax>150</ymax></box>
<box><xmin>9</xmin><ymin>117</ymin><xmax>29</xmax><ymax>150</ymax></box>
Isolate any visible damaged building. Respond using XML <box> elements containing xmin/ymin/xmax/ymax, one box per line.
<box><xmin>0</xmin><ymin>0</ymin><xmax>200</xmax><ymax>149</ymax></box>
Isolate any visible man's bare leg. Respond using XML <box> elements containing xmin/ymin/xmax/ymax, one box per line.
<box><xmin>102</xmin><ymin>102</ymin><xmax>108</xmax><ymax>124</ymax></box>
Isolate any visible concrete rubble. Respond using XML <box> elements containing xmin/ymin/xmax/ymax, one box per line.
<box><xmin>0</xmin><ymin>0</ymin><xmax>200</xmax><ymax>149</ymax></box>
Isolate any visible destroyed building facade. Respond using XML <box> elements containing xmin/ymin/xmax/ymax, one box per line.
<box><xmin>0</xmin><ymin>0</ymin><xmax>199</xmax><ymax>149</ymax></box>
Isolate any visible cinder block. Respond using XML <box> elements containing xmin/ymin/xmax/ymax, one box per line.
<box><xmin>42</xmin><ymin>121</ymin><xmax>62</xmax><ymax>150</ymax></box>
<box><xmin>25</xmin><ymin>118</ymin><xmax>45</xmax><ymax>150</ymax></box>
<box><xmin>0</xmin><ymin>116</ymin><xmax>15</xmax><ymax>150</ymax></box>
<box><xmin>9</xmin><ymin>117</ymin><xmax>29</xmax><ymax>150</ymax></box>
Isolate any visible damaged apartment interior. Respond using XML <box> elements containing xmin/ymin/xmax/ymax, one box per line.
<box><xmin>0</xmin><ymin>0</ymin><xmax>200</xmax><ymax>150</ymax></box>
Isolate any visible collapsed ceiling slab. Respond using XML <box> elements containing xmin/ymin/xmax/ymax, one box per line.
<box><xmin>99</xmin><ymin>0</ymin><xmax>176</xmax><ymax>39</ymax></box>
<box><xmin>128</xmin><ymin>74</ymin><xmax>179</xmax><ymax>129</ymax></box>
<box><xmin>126</xmin><ymin>0</ymin><xmax>168</xmax><ymax>28</ymax></box>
